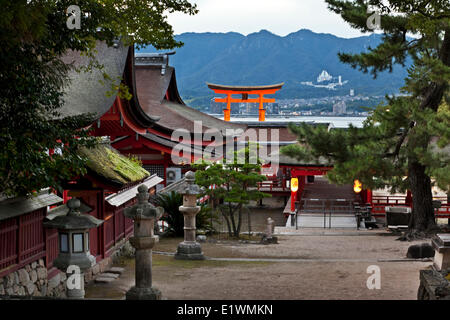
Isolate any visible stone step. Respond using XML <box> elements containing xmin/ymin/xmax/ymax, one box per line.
<box><xmin>297</xmin><ymin>215</ymin><xmax>357</xmax><ymax>228</ymax></box>
<box><xmin>94</xmin><ymin>277</ymin><xmax>116</xmax><ymax>284</ymax></box>
<box><xmin>108</xmin><ymin>267</ymin><xmax>125</xmax><ymax>275</ymax></box>
<box><xmin>98</xmin><ymin>272</ymin><xmax>120</xmax><ymax>279</ymax></box>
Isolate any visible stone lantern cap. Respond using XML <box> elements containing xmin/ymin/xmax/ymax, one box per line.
<box><xmin>124</xmin><ymin>185</ymin><xmax>163</xmax><ymax>220</ymax></box>
<box><xmin>44</xmin><ymin>198</ymin><xmax>103</xmax><ymax>230</ymax></box>
<box><xmin>180</xmin><ymin>171</ymin><xmax>204</xmax><ymax>196</ymax></box>
<box><xmin>432</xmin><ymin>234</ymin><xmax>450</xmax><ymax>253</ymax></box>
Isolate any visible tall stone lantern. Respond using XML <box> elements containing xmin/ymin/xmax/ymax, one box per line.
<box><xmin>43</xmin><ymin>198</ymin><xmax>103</xmax><ymax>299</ymax></box>
<box><xmin>124</xmin><ymin>185</ymin><xmax>164</xmax><ymax>300</ymax></box>
<box><xmin>175</xmin><ymin>171</ymin><xmax>205</xmax><ymax>260</ymax></box>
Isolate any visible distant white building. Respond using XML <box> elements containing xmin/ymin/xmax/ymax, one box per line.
<box><xmin>350</xmin><ymin>89</ymin><xmax>355</xmax><ymax>96</ymax></box>
<box><xmin>317</xmin><ymin>70</ymin><xmax>333</xmax><ymax>83</ymax></box>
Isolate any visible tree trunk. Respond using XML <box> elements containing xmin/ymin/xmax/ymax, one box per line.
<box><xmin>221</xmin><ymin>207</ymin><xmax>233</xmax><ymax>237</ymax></box>
<box><xmin>408</xmin><ymin>159</ymin><xmax>436</xmax><ymax>232</ymax></box>
<box><xmin>228</xmin><ymin>203</ymin><xmax>238</xmax><ymax>237</ymax></box>
<box><xmin>236</xmin><ymin>204</ymin><xmax>242</xmax><ymax>236</ymax></box>
<box><xmin>404</xmin><ymin>27</ymin><xmax>450</xmax><ymax>235</ymax></box>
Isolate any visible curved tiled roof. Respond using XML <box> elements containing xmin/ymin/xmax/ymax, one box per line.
<box><xmin>58</xmin><ymin>41</ymin><xmax>129</xmax><ymax>120</ymax></box>
<box><xmin>134</xmin><ymin>62</ymin><xmax>247</xmax><ymax>137</ymax></box>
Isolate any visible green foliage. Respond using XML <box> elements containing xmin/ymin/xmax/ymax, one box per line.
<box><xmin>193</xmin><ymin>146</ymin><xmax>270</xmax><ymax>237</ymax></box>
<box><xmin>154</xmin><ymin>191</ymin><xmax>216</xmax><ymax>237</ymax></box>
<box><xmin>196</xmin><ymin>203</ymin><xmax>219</xmax><ymax>234</ymax></box>
<box><xmin>0</xmin><ymin>1</ymin><xmax>197</xmax><ymax>197</ymax></box>
<box><xmin>154</xmin><ymin>191</ymin><xmax>184</xmax><ymax>237</ymax></box>
<box><xmin>283</xmin><ymin>1</ymin><xmax>450</xmax><ymax>232</ymax></box>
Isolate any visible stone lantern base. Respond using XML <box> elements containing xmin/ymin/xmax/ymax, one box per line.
<box><xmin>126</xmin><ymin>286</ymin><xmax>162</xmax><ymax>300</ymax></box>
<box><xmin>175</xmin><ymin>241</ymin><xmax>205</xmax><ymax>260</ymax></box>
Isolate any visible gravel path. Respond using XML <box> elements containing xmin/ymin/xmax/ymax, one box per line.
<box><xmin>85</xmin><ymin>232</ymin><xmax>433</xmax><ymax>300</ymax></box>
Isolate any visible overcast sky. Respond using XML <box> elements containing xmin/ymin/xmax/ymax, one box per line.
<box><xmin>167</xmin><ymin>0</ymin><xmax>367</xmax><ymax>38</ymax></box>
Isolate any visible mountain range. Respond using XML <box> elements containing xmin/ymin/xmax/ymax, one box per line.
<box><xmin>138</xmin><ymin>29</ymin><xmax>410</xmax><ymax>109</ymax></box>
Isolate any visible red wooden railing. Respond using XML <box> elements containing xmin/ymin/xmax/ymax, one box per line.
<box><xmin>1</xmin><ymin>196</ymin><xmax>136</xmax><ymax>279</ymax></box>
<box><xmin>0</xmin><ymin>209</ymin><xmax>47</xmax><ymax>278</ymax></box>
<box><xmin>103</xmin><ymin>203</ymin><xmax>134</xmax><ymax>257</ymax></box>
<box><xmin>257</xmin><ymin>179</ymin><xmax>290</xmax><ymax>193</ymax></box>
<box><xmin>371</xmin><ymin>196</ymin><xmax>450</xmax><ymax>218</ymax></box>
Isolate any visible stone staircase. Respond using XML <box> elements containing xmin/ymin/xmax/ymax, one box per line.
<box><xmin>294</xmin><ymin>177</ymin><xmax>359</xmax><ymax>229</ymax></box>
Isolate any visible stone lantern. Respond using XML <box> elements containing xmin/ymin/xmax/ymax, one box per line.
<box><xmin>124</xmin><ymin>185</ymin><xmax>164</xmax><ymax>300</ymax></box>
<box><xmin>43</xmin><ymin>198</ymin><xmax>103</xmax><ymax>299</ymax></box>
<box><xmin>175</xmin><ymin>171</ymin><xmax>205</xmax><ymax>260</ymax></box>
<box><xmin>431</xmin><ymin>234</ymin><xmax>450</xmax><ymax>271</ymax></box>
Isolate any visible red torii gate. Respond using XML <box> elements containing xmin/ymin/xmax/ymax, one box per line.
<box><xmin>207</xmin><ymin>83</ymin><xmax>284</xmax><ymax>122</ymax></box>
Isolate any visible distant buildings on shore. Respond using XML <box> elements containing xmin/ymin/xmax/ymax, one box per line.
<box><xmin>210</xmin><ymin>98</ymin><xmax>280</xmax><ymax>115</ymax></box>
<box><xmin>333</xmin><ymin>101</ymin><xmax>347</xmax><ymax>115</ymax></box>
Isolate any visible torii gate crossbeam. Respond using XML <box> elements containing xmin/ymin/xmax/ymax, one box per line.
<box><xmin>207</xmin><ymin>83</ymin><xmax>284</xmax><ymax>122</ymax></box>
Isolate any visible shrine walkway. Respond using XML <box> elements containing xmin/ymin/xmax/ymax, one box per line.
<box><xmin>85</xmin><ymin>232</ymin><xmax>431</xmax><ymax>300</ymax></box>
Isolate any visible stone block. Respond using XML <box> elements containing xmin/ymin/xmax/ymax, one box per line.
<box><xmin>30</xmin><ymin>270</ymin><xmax>38</xmax><ymax>283</ymax></box>
<box><xmin>94</xmin><ymin>277</ymin><xmax>115</xmax><ymax>284</ymax></box>
<box><xmin>126</xmin><ymin>286</ymin><xmax>162</xmax><ymax>300</ymax></box>
<box><xmin>48</xmin><ymin>274</ymin><xmax>60</xmax><ymax>289</ymax></box>
<box><xmin>197</xmin><ymin>235</ymin><xmax>207</xmax><ymax>243</ymax></box>
<box><xmin>434</xmin><ymin>252</ymin><xmax>450</xmax><ymax>271</ymax></box>
<box><xmin>13</xmin><ymin>284</ymin><xmax>19</xmax><ymax>294</ymax></box>
<box><xmin>407</xmin><ymin>243</ymin><xmax>435</xmax><ymax>259</ymax></box>
<box><xmin>108</xmin><ymin>267</ymin><xmax>125</xmax><ymax>275</ymax></box>
<box><xmin>92</xmin><ymin>264</ymin><xmax>100</xmax><ymax>275</ymax></box>
<box><xmin>99</xmin><ymin>258</ymin><xmax>112</xmax><ymax>273</ymax></box>
<box><xmin>98</xmin><ymin>273</ymin><xmax>119</xmax><ymax>279</ymax></box>
<box><xmin>5</xmin><ymin>273</ymin><xmax>14</xmax><ymax>288</ymax></box>
<box><xmin>5</xmin><ymin>287</ymin><xmax>13</xmax><ymax>295</ymax></box>
<box><xmin>84</xmin><ymin>271</ymin><xmax>93</xmax><ymax>283</ymax></box>
<box><xmin>14</xmin><ymin>272</ymin><xmax>19</xmax><ymax>285</ymax></box>
<box><xmin>38</xmin><ymin>259</ymin><xmax>45</xmax><ymax>267</ymax></box>
<box><xmin>26</xmin><ymin>283</ymin><xmax>36</xmax><ymax>295</ymax></box>
<box><xmin>17</xmin><ymin>286</ymin><xmax>25</xmax><ymax>296</ymax></box>
<box><xmin>31</xmin><ymin>262</ymin><xmax>37</xmax><ymax>269</ymax></box>
<box><xmin>175</xmin><ymin>241</ymin><xmax>205</xmax><ymax>260</ymax></box>
<box><xmin>18</xmin><ymin>269</ymin><xmax>30</xmax><ymax>285</ymax></box>
<box><xmin>40</xmin><ymin>284</ymin><xmax>47</xmax><ymax>297</ymax></box>
<box><xmin>37</xmin><ymin>267</ymin><xmax>47</xmax><ymax>280</ymax></box>
<box><xmin>25</xmin><ymin>265</ymin><xmax>31</xmax><ymax>272</ymax></box>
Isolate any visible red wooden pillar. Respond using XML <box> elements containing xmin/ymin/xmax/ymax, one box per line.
<box><xmin>97</xmin><ymin>190</ymin><xmax>106</xmax><ymax>259</ymax></box>
<box><xmin>224</xmin><ymin>94</ymin><xmax>231</xmax><ymax>121</ymax></box>
<box><xmin>162</xmin><ymin>153</ymin><xmax>168</xmax><ymax>187</ymax></box>
<box><xmin>406</xmin><ymin>190</ymin><xmax>412</xmax><ymax>206</ymax></box>
<box><xmin>290</xmin><ymin>191</ymin><xmax>297</xmax><ymax>212</ymax></box>
<box><xmin>258</xmin><ymin>94</ymin><xmax>265</xmax><ymax>122</ymax></box>
<box><xmin>366</xmin><ymin>189</ymin><xmax>373</xmax><ymax>205</ymax></box>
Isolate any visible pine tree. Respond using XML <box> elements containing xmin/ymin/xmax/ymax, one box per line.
<box><xmin>193</xmin><ymin>146</ymin><xmax>270</xmax><ymax>238</ymax></box>
<box><xmin>282</xmin><ymin>0</ymin><xmax>450</xmax><ymax>239</ymax></box>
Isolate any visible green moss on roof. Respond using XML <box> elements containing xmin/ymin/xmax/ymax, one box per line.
<box><xmin>79</xmin><ymin>144</ymin><xmax>149</xmax><ymax>185</ymax></box>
